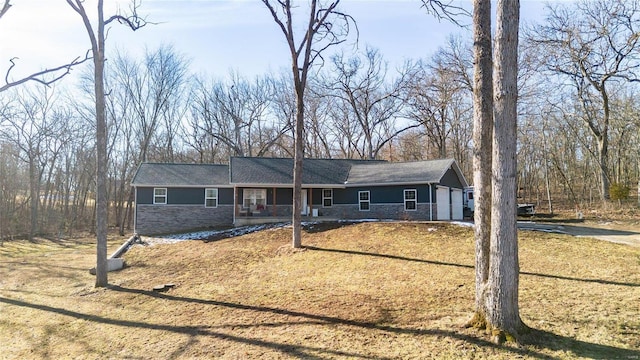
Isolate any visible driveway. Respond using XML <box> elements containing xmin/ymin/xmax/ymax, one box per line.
<box><xmin>518</xmin><ymin>221</ymin><xmax>640</xmax><ymax>247</ymax></box>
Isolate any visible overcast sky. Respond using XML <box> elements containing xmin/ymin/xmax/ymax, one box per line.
<box><xmin>0</xmin><ymin>0</ymin><xmax>563</xmax><ymax>83</ymax></box>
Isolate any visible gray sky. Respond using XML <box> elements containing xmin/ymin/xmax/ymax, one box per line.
<box><xmin>0</xmin><ymin>0</ymin><xmax>559</xmax><ymax>82</ymax></box>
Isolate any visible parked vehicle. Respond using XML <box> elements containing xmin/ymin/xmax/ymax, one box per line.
<box><xmin>463</xmin><ymin>186</ymin><xmax>535</xmax><ymax>217</ymax></box>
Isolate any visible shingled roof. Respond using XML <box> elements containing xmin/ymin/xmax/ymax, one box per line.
<box><xmin>131</xmin><ymin>158</ymin><xmax>467</xmax><ymax>188</ymax></box>
<box><xmin>229</xmin><ymin>157</ymin><xmax>383</xmax><ymax>186</ymax></box>
<box><xmin>131</xmin><ymin>163</ymin><xmax>230</xmax><ymax>187</ymax></box>
<box><xmin>346</xmin><ymin>158</ymin><xmax>465</xmax><ymax>186</ymax></box>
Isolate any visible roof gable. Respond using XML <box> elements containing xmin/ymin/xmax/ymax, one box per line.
<box><xmin>131</xmin><ymin>163</ymin><xmax>229</xmax><ymax>187</ymax></box>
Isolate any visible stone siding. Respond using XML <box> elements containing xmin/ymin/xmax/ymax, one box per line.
<box><xmin>316</xmin><ymin>203</ymin><xmax>436</xmax><ymax>221</ymax></box>
<box><xmin>135</xmin><ymin>204</ymin><xmax>234</xmax><ymax>235</ymax></box>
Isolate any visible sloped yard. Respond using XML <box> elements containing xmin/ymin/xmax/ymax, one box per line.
<box><xmin>0</xmin><ymin>222</ymin><xmax>638</xmax><ymax>359</ymax></box>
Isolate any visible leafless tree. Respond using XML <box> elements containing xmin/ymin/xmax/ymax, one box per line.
<box><xmin>527</xmin><ymin>0</ymin><xmax>640</xmax><ymax>201</ymax></box>
<box><xmin>467</xmin><ymin>0</ymin><xmax>493</xmax><ymax>333</ymax></box>
<box><xmin>66</xmin><ymin>0</ymin><xmax>146</xmax><ymax>287</ymax></box>
<box><xmin>486</xmin><ymin>0</ymin><xmax>524</xmax><ymax>340</ymax></box>
<box><xmin>321</xmin><ymin>47</ymin><xmax>417</xmax><ymax>160</ymax></box>
<box><xmin>262</xmin><ymin>0</ymin><xmax>355</xmax><ymax>248</ymax></box>
<box><xmin>405</xmin><ymin>56</ymin><xmax>471</xmax><ymax>161</ymax></box>
<box><xmin>468</xmin><ymin>0</ymin><xmax>525</xmax><ymax>342</ymax></box>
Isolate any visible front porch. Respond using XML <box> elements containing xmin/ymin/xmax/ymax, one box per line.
<box><xmin>233</xmin><ymin>186</ymin><xmax>336</xmax><ymax>226</ymax></box>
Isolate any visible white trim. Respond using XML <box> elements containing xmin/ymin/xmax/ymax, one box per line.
<box><xmin>133</xmin><ymin>184</ymin><xmax>233</xmax><ymax>188</ymax></box>
<box><xmin>137</xmin><ymin>204</ymin><xmax>234</xmax><ymax>208</ymax></box>
<box><xmin>205</xmin><ymin>188</ymin><xmax>218</xmax><ymax>208</ymax></box>
<box><xmin>231</xmin><ymin>183</ymin><xmax>346</xmax><ymax>188</ymax></box>
<box><xmin>344</xmin><ymin>181</ymin><xmax>436</xmax><ymax>187</ymax></box>
<box><xmin>153</xmin><ymin>188</ymin><xmax>167</xmax><ymax>205</ymax></box>
<box><xmin>358</xmin><ymin>191</ymin><xmax>370</xmax><ymax>211</ymax></box>
<box><xmin>404</xmin><ymin>189</ymin><xmax>417</xmax><ymax>211</ymax></box>
<box><xmin>429</xmin><ymin>185</ymin><xmax>433</xmax><ymax>221</ymax></box>
<box><xmin>322</xmin><ymin>188</ymin><xmax>333</xmax><ymax>208</ymax></box>
<box><xmin>133</xmin><ymin>186</ymin><xmax>138</xmax><ymax>233</ymax></box>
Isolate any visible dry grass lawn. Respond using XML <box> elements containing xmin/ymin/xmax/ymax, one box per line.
<box><xmin>0</xmin><ymin>222</ymin><xmax>639</xmax><ymax>359</ymax></box>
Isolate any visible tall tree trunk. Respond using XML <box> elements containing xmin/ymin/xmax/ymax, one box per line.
<box><xmin>94</xmin><ymin>39</ymin><xmax>108</xmax><ymax>287</ymax></box>
<box><xmin>598</xmin><ymin>136</ymin><xmax>609</xmax><ymax>201</ymax></box>
<box><xmin>486</xmin><ymin>0</ymin><xmax>524</xmax><ymax>340</ymax></box>
<box><xmin>28</xmin><ymin>155</ymin><xmax>38</xmax><ymax>241</ymax></box>
<box><xmin>469</xmin><ymin>0</ymin><xmax>493</xmax><ymax>328</ymax></box>
<box><xmin>292</xmin><ymin>90</ymin><xmax>304</xmax><ymax>248</ymax></box>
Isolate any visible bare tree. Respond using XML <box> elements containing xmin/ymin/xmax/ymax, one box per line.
<box><xmin>468</xmin><ymin>0</ymin><xmax>525</xmax><ymax>342</ymax></box>
<box><xmin>467</xmin><ymin>0</ymin><xmax>493</xmax><ymax>332</ymax></box>
<box><xmin>66</xmin><ymin>0</ymin><xmax>146</xmax><ymax>287</ymax></box>
<box><xmin>322</xmin><ymin>47</ymin><xmax>416</xmax><ymax>160</ymax></box>
<box><xmin>486</xmin><ymin>0</ymin><xmax>524</xmax><ymax>340</ymax></box>
<box><xmin>262</xmin><ymin>0</ymin><xmax>354</xmax><ymax>248</ymax></box>
<box><xmin>527</xmin><ymin>0</ymin><xmax>640</xmax><ymax>201</ymax></box>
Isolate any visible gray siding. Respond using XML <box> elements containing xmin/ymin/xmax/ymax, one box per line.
<box><xmin>135</xmin><ymin>204</ymin><xmax>234</xmax><ymax>235</ymax></box>
<box><xmin>333</xmin><ymin>185</ymin><xmax>430</xmax><ymax>205</ymax></box>
<box><xmin>137</xmin><ymin>187</ymin><xmax>234</xmax><ymax>205</ymax></box>
<box><xmin>441</xmin><ymin>168</ymin><xmax>464</xmax><ymax>189</ymax></box>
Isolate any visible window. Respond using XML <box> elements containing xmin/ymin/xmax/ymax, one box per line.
<box><xmin>358</xmin><ymin>191</ymin><xmax>370</xmax><ymax>211</ymax></box>
<box><xmin>322</xmin><ymin>189</ymin><xmax>333</xmax><ymax>207</ymax></box>
<box><xmin>243</xmin><ymin>188</ymin><xmax>266</xmax><ymax>209</ymax></box>
<box><xmin>404</xmin><ymin>189</ymin><xmax>417</xmax><ymax>211</ymax></box>
<box><xmin>205</xmin><ymin>188</ymin><xmax>218</xmax><ymax>208</ymax></box>
<box><xmin>153</xmin><ymin>188</ymin><xmax>167</xmax><ymax>204</ymax></box>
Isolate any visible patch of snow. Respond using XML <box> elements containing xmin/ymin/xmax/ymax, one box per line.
<box><xmin>452</xmin><ymin>221</ymin><xmax>474</xmax><ymax>228</ymax></box>
<box><xmin>141</xmin><ymin>223</ymin><xmax>290</xmax><ymax>245</ymax></box>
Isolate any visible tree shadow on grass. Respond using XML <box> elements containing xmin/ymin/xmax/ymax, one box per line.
<box><xmin>303</xmin><ymin>247</ymin><xmax>640</xmax><ymax>358</ymax></box>
<box><xmin>0</xmin><ymin>289</ymin><xmax>554</xmax><ymax>360</ymax></box>
<box><xmin>110</xmin><ymin>286</ymin><xmax>555</xmax><ymax>359</ymax></box>
<box><xmin>4</xmin><ymin>289</ymin><xmax>637</xmax><ymax>359</ymax></box>
<box><xmin>521</xmin><ymin>328</ymin><xmax>640</xmax><ymax>360</ymax></box>
<box><xmin>0</xmin><ymin>295</ymin><xmax>381</xmax><ymax>360</ymax></box>
<box><xmin>305</xmin><ymin>247</ymin><xmax>640</xmax><ymax>288</ymax></box>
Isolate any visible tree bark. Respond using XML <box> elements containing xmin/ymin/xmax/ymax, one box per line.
<box><xmin>93</xmin><ymin>1</ymin><xmax>109</xmax><ymax>288</ymax></box>
<box><xmin>486</xmin><ymin>0</ymin><xmax>523</xmax><ymax>340</ymax></box>
<box><xmin>469</xmin><ymin>0</ymin><xmax>493</xmax><ymax>328</ymax></box>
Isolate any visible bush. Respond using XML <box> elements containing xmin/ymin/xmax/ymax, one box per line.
<box><xmin>609</xmin><ymin>183</ymin><xmax>630</xmax><ymax>201</ymax></box>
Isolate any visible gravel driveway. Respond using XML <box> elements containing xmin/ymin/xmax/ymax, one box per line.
<box><xmin>518</xmin><ymin>221</ymin><xmax>640</xmax><ymax>247</ymax></box>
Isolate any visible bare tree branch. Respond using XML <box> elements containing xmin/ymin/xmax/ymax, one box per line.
<box><xmin>420</xmin><ymin>0</ymin><xmax>470</xmax><ymax>27</ymax></box>
<box><xmin>1</xmin><ymin>53</ymin><xmax>92</xmax><ymax>93</ymax></box>
<box><xmin>0</xmin><ymin>0</ymin><xmax>11</xmax><ymax>21</ymax></box>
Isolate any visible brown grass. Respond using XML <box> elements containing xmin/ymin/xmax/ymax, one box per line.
<box><xmin>1</xmin><ymin>222</ymin><xmax>639</xmax><ymax>359</ymax></box>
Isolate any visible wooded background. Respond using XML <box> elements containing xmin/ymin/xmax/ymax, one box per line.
<box><xmin>1</xmin><ymin>0</ymin><xmax>639</xmax><ymax>240</ymax></box>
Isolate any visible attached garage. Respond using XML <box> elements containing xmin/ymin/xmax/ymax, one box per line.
<box><xmin>436</xmin><ymin>186</ymin><xmax>451</xmax><ymax>220</ymax></box>
<box><xmin>451</xmin><ymin>188</ymin><xmax>463</xmax><ymax>220</ymax></box>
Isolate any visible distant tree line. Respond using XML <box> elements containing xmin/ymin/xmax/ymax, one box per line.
<box><xmin>1</xmin><ymin>0</ymin><xmax>639</xmax><ymax>240</ymax></box>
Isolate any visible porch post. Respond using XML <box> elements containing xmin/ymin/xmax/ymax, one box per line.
<box><xmin>272</xmin><ymin>187</ymin><xmax>277</xmax><ymax>216</ymax></box>
<box><xmin>234</xmin><ymin>187</ymin><xmax>238</xmax><ymax>216</ymax></box>
<box><xmin>309</xmin><ymin>188</ymin><xmax>313</xmax><ymax>216</ymax></box>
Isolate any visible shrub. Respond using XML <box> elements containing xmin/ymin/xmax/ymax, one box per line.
<box><xmin>609</xmin><ymin>183</ymin><xmax>630</xmax><ymax>201</ymax></box>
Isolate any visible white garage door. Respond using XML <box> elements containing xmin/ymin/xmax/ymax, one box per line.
<box><xmin>436</xmin><ymin>186</ymin><xmax>450</xmax><ymax>220</ymax></box>
<box><xmin>451</xmin><ymin>188</ymin><xmax>463</xmax><ymax>220</ymax></box>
